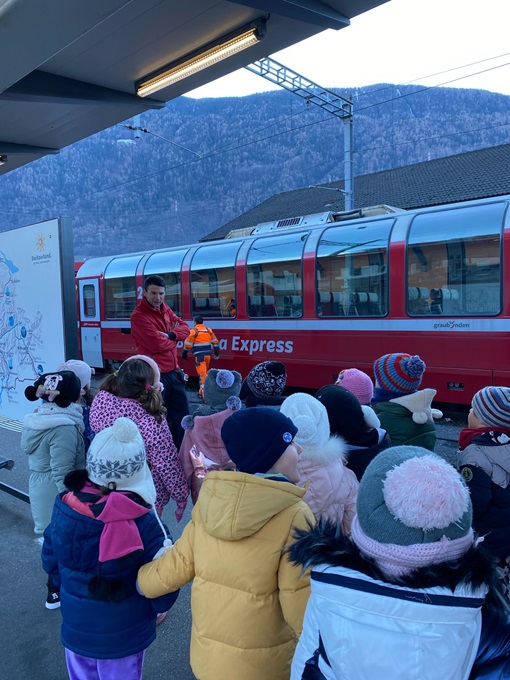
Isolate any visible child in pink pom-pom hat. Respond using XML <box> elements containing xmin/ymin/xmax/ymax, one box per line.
<box><xmin>290</xmin><ymin>445</ymin><xmax>510</xmax><ymax>680</ymax></box>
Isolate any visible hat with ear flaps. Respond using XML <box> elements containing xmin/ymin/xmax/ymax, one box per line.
<box><xmin>350</xmin><ymin>445</ymin><xmax>474</xmax><ymax>577</ymax></box>
<box><xmin>204</xmin><ymin>369</ymin><xmax>242</xmax><ymax>409</ymax></box>
<box><xmin>24</xmin><ymin>371</ymin><xmax>81</xmax><ymax>408</ymax></box>
<box><xmin>182</xmin><ymin>369</ymin><xmax>242</xmax><ymax>425</ymax></box>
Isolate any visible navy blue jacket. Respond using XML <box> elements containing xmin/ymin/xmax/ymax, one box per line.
<box><xmin>42</xmin><ymin>495</ymin><xmax>178</xmax><ymax>659</ymax></box>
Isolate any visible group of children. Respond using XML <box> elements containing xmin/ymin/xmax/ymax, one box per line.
<box><xmin>20</xmin><ymin>351</ymin><xmax>510</xmax><ymax>679</ymax></box>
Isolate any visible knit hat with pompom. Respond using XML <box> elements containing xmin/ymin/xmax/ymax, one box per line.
<box><xmin>203</xmin><ymin>368</ymin><xmax>242</xmax><ymax>411</ymax></box>
<box><xmin>373</xmin><ymin>353</ymin><xmax>425</xmax><ymax>397</ymax></box>
<box><xmin>350</xmin><ymin>445</ymin><xmax>474</xmax><ymax>577</ymax></box>
<box><xmin>280</xmin><ymin>392</ymin><xmax>330</xmax><ymax>449</ymax></box>
<box><xmin>86</xmin><ymin>417</ymin><xmax>156</xmax><ymax>506</ymax></box>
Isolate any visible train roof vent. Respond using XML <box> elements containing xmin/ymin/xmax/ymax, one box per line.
<box><xmin>331</xmin><ymin>204</ymin><xmax>405</xmax><ymax>222</ymax></box>
<box><xmin>252</xmin><ymin>212</ymin><xmax>334</xmax><ymax>235</ymax></box>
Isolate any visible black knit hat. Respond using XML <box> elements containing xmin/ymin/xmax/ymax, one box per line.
<box><xmin>315</xmin><ymin>384</ymin><xmax>365</xmax><ymax>443</ymax></box>
<box><xmin>221</xmin><ymin>407</ymin><xmax>298</xmax><ymax>474</ymax></box>
<box><xmin>239</xmin><ymin>361</ymin><xmax>287</xmax><ymax>407</ymax></box>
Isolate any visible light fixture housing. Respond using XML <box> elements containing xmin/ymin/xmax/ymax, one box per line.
<box><xmin>0</xmin><ymin>155</ymin><xmax>7</xmax><ymax>165</ymax></box>
<box><xmin>136</xmin><ymin>19</ymin><xmax>266</xmax><ymax>97</ymax></box>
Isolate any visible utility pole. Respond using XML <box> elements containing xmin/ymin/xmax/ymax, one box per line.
<box><xmin>245</xmin><ymin>57</ymin><xmax>354</xmax><ymax>210</ymax></box>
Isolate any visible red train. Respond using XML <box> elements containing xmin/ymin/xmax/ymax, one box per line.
<box><xmin>76</xmin><ymin>194</ymin><xmax>510</xmax><ymax>404</ymax></box>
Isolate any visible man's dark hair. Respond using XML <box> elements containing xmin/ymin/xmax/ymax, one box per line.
<box><xmin>194</xmin><ymin>315</ymin><xmax>203</xmax><ymax>325</ymax></box>
<box><xmin>144</xmin><ymin>275</ymin><xmax>166</xmax><ymax>290</ymax></box>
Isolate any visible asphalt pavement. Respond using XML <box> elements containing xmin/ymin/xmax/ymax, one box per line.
<box><xmin>0</xmin><ymin>379</ymin><xmax>466</xmax><ymax>680</ymax></box>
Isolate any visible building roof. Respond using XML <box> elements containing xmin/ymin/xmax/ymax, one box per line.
<box><xmin>202</xmin><ymin>142</ymin><xmax>510</xmax><ymax>240</ymax></box>
<box><xmin>0</xmin><ymin>0</ymin><xmax>388</xmax><ymax>176</ymax></box>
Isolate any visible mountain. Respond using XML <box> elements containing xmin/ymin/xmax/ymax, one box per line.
<box><xmin>0</xmin><ymin>84</ymin><xmax>509</xmax><ymax>259</ymax></box>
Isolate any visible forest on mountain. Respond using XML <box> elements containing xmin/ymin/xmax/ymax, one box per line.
<box><xmin>0</xmin><ymin>83</ymin><xmax>509</xmax><ymax>258</ymax></box>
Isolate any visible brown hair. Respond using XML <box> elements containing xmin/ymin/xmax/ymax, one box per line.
<box><xmin>98</xmin><ymin>359</ymin><xmax>167</xmax><ymax>423</ymax></box>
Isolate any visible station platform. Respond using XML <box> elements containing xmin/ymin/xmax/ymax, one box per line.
<box><xmin>0</xmin><ymin>386</ymin><xmax>203</xmax><ymax>680</ymax></box>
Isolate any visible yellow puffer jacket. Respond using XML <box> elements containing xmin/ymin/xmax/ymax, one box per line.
<box><xmin>138</xmin><ymin>471</ymin><xmax>314</xmax><ymax>680</ymax></box>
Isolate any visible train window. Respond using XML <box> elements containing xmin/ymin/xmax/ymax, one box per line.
<box><xmin>246</xmin><ymin>232</ymin><xmax>308</xmax><ymax>318</ymax></box>
<box><xmin>316</xmin><ymin>220</ymin><xmax>393</xmax><ymax>317</ymax></box>
<box><xmin>104</xmin><ymin>254</ymin><xmax>143</xmax><ymax>319</ymax></box>
<box><xmin>407</xmin><ymin>203</ymin><xmax>504</xmax><ymax>316</ymax></box>
<box><xmin>82</xmin><ymin>284</ymin><xmax>96</xmax><ymax>317</ymax></box>
<box><xmin>144</xmin><ymin>250</ymin><xmax>187</xmax><ymax>316</ymax></box>
<box><xmin>190</xmin><ymin>242</ymin><xmax>239</xmax><ymax>318</ymax></box>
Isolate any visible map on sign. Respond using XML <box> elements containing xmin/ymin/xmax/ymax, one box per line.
<box><xmin>0</xmin><ymin>219</ymin><xmax>67</xmax><ymax>419</ymax></box>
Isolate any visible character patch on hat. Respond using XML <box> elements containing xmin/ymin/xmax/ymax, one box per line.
<box><xmin>460</xmin><ymin>466</ymin><xmax>473</xmax><ymax>483</ymax></box>
<box><xmin>36</xmin><ymin>374</ymin><xmax>63</xmax><ymax>400</ymax></box>
<box><xmin>283</xmin><ymin>432</ymin><xmax>293</xmax><ymax>443</ymax></box>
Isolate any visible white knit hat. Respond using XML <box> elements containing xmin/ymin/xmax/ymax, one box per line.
<box><xmin>57</xmin><ymin>359</ymin><xmax>94</xmax><ymax>394</ymax></box>
<box><xmin>86</xmin><ymin>417</ymin><xmax>156</xmax><ymax>506</ymax></box>
<box><xmin>280</xmin><ymin>392</ymin><xmax>330</xmax><ymax>449</ymax></box>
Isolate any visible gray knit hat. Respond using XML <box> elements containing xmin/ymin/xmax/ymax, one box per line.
<box><xmin>351</xmin><ymin>446</ymin><xmax>474</xmax><ymax>576</ymax></box>
<box><xmin>203</xmin><ymin>369</ymin><xmax>242</xmax><ymax>409</ymax></box>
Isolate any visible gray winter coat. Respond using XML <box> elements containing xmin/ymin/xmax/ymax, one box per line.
<box><xmin>21</xmin><ymin>401</ymin><xmax>85</xmax><ymax>534</ymax></box>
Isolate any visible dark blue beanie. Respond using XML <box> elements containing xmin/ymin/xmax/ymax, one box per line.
<box><xmin>221</xmin><ymin>407</ymin><xmax>298</xmax><ymax>474</ymax></box>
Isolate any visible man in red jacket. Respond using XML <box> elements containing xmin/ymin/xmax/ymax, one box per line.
<box><xmin>130</xmin><ymin>275</ymin><xmax>190</xmax><ymax>448</ymax></box>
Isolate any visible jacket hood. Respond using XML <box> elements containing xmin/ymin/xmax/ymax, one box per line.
<box><xmin>23</xmin><ymin>401</ymin><xmax>84</xmax><ymax>430</ymax></box>
<box><xmin>196</xmin><ymin>470</ymin><xmax>306</xmax><ymax>541</ymax></box>
<box><xmin>184</xmin><ymin>409</ymin><xmax>233</xmax><ymax>452</ymax></box>
<box><xmin>389</xmin><ymin>388</ymin><xmax>439</xmax><ymax>424</ymax></box>
<box><xmin>289</xmin><ymin>519</ymin><xmax>508</xmax><ymax>612</ymax></box>
<box><xmin>299</xmin><ymin>435</ymin><xmax>347</xmax><ymax>466</ymax></box>
<box><xmin>22</xmin><ymin>402</ymin><xmax>84</xmax><ymax>454</ymax></box>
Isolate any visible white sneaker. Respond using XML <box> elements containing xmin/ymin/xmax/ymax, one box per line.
<box><xmin>35</xmin><ymin>536</ymin><xmax>44</xmax><ymax>546</ymax></box>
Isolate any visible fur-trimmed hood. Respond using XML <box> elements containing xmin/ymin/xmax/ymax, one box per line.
<box><xmin>289</xmin><ymin>520</ymin><xmax>508</xmax><ymax>612</ymax></box>
<box><xmin>23</xmin><ymin>401</ymin><xmax>84</xmax><ymax>432</ymax></box>
<box><xmin>299</xmin><ymin>435</ymin><xmax>347</xmax><ymax>466</ymax></box>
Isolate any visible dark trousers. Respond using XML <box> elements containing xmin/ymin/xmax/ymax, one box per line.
<box><xmin>160</xmin><ymin>369</ymin><xmax>189</xmax><ymax>449</ymax></box>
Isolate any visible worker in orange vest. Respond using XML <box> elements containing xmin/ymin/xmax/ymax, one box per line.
<box><xmin>182</xmin><ymin>316</ymin><xmax>220</xmax><ymax>397</ymax></box>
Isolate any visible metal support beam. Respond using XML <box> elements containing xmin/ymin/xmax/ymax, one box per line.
<box><xmin>233</xmin><ymin>1</ymin><xmax>350</xmax><ymax>29</ymax></box>
<box><xmin>245</xmin><ymin>57</ymin><xmax>354</xmax><ymax>208</ymax></box>
<box><xmin>0</xmin><ymin>481</ymin><xmax>30</xmax><ymax>503</ymax></box>
<box><xmin>1</xmin><ymin>70</ymin><xmax>165</xmax><ymax>109</ymax></box>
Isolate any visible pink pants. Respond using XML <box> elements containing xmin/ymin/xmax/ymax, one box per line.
<box><xmin>65</xmin><ymin>648</ymin><xmax>146</xmax><ymax>680</ymax></box>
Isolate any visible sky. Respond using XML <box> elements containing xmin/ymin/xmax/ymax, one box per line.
<box><xmin>188</xmin><ymin>0</ymin><xmax>510</xmax><ymax>99</ymax></box>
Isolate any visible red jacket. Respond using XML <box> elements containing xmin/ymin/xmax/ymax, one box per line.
<box><xmin>130</xmin><ymin>297</ymin><xmax>190</xmax><ymax>373</ymax></box>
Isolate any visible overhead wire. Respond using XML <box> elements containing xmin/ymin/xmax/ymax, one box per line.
<box><xmin>4</xmin><ymin>51</ymin><xmax>510</xmax><ymax>219</ymax></box>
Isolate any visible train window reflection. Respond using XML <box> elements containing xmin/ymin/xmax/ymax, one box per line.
<box><xmin>104</xmin><ymin>255</ymin><xmax>142</xmax><ymax>319</ymax></box>
<box><xmin>190</xmin><ymin>243</ymin><xmax>239</xmax><ymax>318</ymax></box>
<box><xmin>144</xmin><ymin>250</ymin><xmax>187</xmax><ymax>317</ymax></box>
<box><xmin>316</xmin><ymin>220</ymin><xmax>393</xmax><ymax>317</ymax></box>
<box><xmin>407</xmin><ymin>203</ymin><xmax>504</xmax><ymax>316</ymax></box>
<box><xmin>246</xmin><ymin>232</ymin><xmax>308</xmax><ymax>318</ymax></box>
<box><xmin>83</xmin><ymin>284</ymin><xmax>96</xmax><ymax>317</ymax></box>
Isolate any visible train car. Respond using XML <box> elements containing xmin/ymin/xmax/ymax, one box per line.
<box><xmin>76</xmin><ymin>194</ymin><xmax>510</xmax><ymax>404</ymax></box>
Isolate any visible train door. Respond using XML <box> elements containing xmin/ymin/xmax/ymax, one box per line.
<box><xmin>78</xmin><ymin>279</ymin><xmax>103</xmax><ymax>368</ymax></box>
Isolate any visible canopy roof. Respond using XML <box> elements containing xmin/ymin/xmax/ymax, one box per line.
<box><xmin>0</xmin><ymin>0</ymin><xmax>388</xmax><ymax>174</ymax></box>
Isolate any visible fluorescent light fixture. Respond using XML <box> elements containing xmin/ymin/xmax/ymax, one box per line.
<box><xmin>137</xmin><ymin>20</ymin><xmax>266</xmax><ymax>97</ymax></box>
<box><xmin>0</xmin><ymin>155</ymin><xmax>6</xmax><ymax>165</ymax></box>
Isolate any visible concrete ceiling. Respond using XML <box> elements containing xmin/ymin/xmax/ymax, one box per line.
<box><xmin>0</xmin><ymin>0</ymin><xmax>389</xmax><ymax>174</ymax></box>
